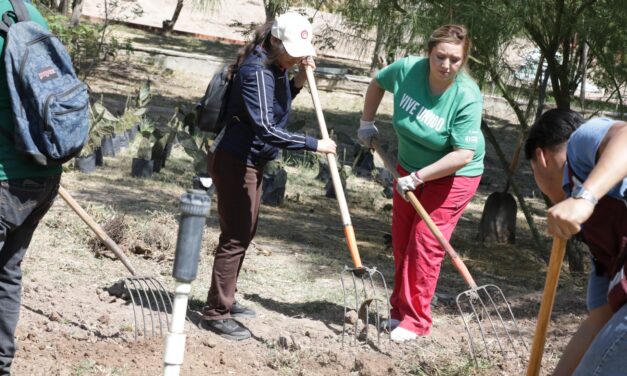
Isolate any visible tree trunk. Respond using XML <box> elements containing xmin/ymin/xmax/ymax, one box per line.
<box><xmin>162</xmin><ymin>0</ymin><xmax>184</xmax><ymax>33</ymax></box>
<box><xmin>70</xmin><ymin>0</ymin><xmax>84</xmax><ymax>26</ymax></box>
<box><xmin>57</xmin><ymin>0</ymin><xmax>70</xmax><ymax>14</ymax></box>
<box><xmin>263</xmin><ymin>0</ymin><xmax>288</xmax><ymax>21</ymax></box>
<box><xmin>370</xmin><ymin>13</ymin><xmax>387</xmax><ymax>73</ymax></box>
<box><xmin>535</xmin><ymin>66</ymin><xmax>551</xmax><ymax>120</ymax></box>
<box><xmin>579</xmin><ymin>42</ymin><xmax>588</xmax><ymax>112</ymax></box>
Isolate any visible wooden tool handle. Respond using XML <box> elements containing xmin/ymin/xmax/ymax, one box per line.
<box><xmin>305</xmin><ymin>67</ymin><xmax>362</xmax><ymax>268</ymax></box>
<box><xmin>526</xmin><ymin>237</ymin><xmax>567</xmax><ymax>376</ymax></box>
<box><xmin>58</xmin><ymin>186</ymin><xmax>138</xmax><ymax>276</ymax></box>
<box><xmin>372</xmin><ymin>140</ymin><xmax>477</xmax><ymax>288</ymax></box>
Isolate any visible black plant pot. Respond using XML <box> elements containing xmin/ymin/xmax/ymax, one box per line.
<box><xmin>75</xmin><ymin>154</ymin><xmax>96</xmax><ymax>173</ymax></box>
<box><xmin>131</xmin><ymin>158</ymin><xmax>154</xmax><ymax>178</ymax></box>
<box><xmin>94</xmin><ymin>147</ymin><xmax>104</xmax><ymax>166</ymax></box>
<box><xmin>101</xmin><ymin>136</ymin><xmax>115</xmax><ymax>157</ymax></box>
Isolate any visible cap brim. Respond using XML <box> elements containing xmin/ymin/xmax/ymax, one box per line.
<box><xmin>283</xmin><ymin>41</ymin><xmax>317</xmax><ymax>58</ymax></box>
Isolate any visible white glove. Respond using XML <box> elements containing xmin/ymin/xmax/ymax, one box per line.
<box><xmin>357</xmin><ymin>119</ymin><xmax>379</xmax><ymax>148</ymax></box>
<box><xmin>396</xmin><ymin>171</ymin><xmax>424</xmax><ymax>200</ymax></box>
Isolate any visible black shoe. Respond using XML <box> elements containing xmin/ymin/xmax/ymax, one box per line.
<box><xmin>202</xmin><ymin>319</ymin><xmax>251</xmax><ymax>341</ymax></box>
<box><xmin>230</xmin><ymin>301</ymin><xmax>256</xmax><ymax>318</ymax></box>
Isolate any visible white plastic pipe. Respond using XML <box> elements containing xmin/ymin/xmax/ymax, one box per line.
<box><xmin>163</xmin><ymin>282</ymin><xmax>192</xmax><ymax>376</ymax></box>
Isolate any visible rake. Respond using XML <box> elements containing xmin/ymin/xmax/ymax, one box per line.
<box><xmin>305</xmin><ymin>67</ymin><xmax>390</xmax><ymax>346</ymax></box>
<box><xmin>58</xmin><ymin>185</ymin><xmax>172</xmax><ymax>340</ymax></box>
<box><xmin>372</xmin><ymin>141</ymin><xmax>527</xmax><ymax>362</ymax></box>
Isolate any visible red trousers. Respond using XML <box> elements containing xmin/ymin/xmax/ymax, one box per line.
<box><xmin>391</xmin><ymin>165</ymin><xmax>480</xmax><ymax>335</ymax></box>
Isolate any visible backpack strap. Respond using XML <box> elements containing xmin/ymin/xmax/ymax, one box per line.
<box><xmin>8</xmin><ymin>0</ymin><xmax>30</xmax><ymax>22</ymax></box>
<box><xmin>0</xmin><ymin>0</ymin><xmax>29</xmax><ymax>34</ymax></box>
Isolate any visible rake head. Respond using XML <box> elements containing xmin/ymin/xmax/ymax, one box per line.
<box><xmin>456</xmin><ymin>284</ymin><xmax>528</xmax><ymax>364</ymax></box>
<box><xmin>121</xmin><ymin>277</ymin><xmax>173</xmax><ymax>340</ymax></box>
<box><xmin>340</xmin><ymin>266</ymin><xmax>391</xmax><ymax>346</ymax></box>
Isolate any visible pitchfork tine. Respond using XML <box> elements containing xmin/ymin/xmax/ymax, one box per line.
<box><xmin>59</xmin><ymin>186</ymin><xmax>173</xmax><ymax>340</ymax></box>
<box><xmin>484</xmin><ymin>285</ymin><xmax>521</xmax><ymax>355</ymax></box>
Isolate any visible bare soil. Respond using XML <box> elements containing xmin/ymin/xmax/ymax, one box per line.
<box><xmin>10</xmin><ymin>23</ymin><xmax>590</xmax><ymax>376</ymax></box>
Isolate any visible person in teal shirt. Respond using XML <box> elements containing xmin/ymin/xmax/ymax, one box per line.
<box><xmin>0</xmin><ymin>2</ymin><xmax>61</xmax><ymax>374</ymax></box>
<box><xmin>358</xmin><ymin>24</ymin><xmax>484</xmax><ymax>342</ymax></box>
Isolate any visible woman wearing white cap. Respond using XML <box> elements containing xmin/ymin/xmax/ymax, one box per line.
<box><xmin>201</xmin><ymin>12</ymin><xmax>336</xmax><ymax>340</ymax></box>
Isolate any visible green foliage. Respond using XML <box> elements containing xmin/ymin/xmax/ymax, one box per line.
<box><xmin>82</xmin><ymin>98</ymin><xmax>116</xmax><ymax>156</ymax></box>
<box><xmin>583</xmin><ymin>0</ymin><xmax>627</xmax><ymax>115</ymax></box>
<box><xmin>178</xmin><ymin>107</ymin><xmax>212</xmax><ymax>173</ymax></box>
<box><xmin>136</xmin><ymin>120</ymin><xmax>156</xmax><ymax>160</ymax></box>
<box><xmin>46</xmin><ymin>13</ymin><xmax>102</xmax><ymax>72</ymax></box>
<box><xmin>116</xmin><ymin>81</ymin><xmax>152</xmax><ymax>133</ymax></box>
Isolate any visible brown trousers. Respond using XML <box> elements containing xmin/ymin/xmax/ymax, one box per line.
<box><xmin>203</xmin><ymin>148</ymin><xmax>263</xmax><ymax>319</ymax></box>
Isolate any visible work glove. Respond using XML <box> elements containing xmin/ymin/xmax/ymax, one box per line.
<box><xmin>357</xmin><ymin>119</ymin><xmax>379</xmax><ymax>148</ymax></box>
<box><xmin>396</xmin><ymin>171</ymin><xmax>424</xmax><ymax>200</ymax></box>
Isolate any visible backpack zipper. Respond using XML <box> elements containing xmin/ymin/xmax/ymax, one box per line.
<box><xmin>19</xmin><ymin>34</ymin><xmax>55</xmax><ymax>79</ymax></box>
<box><xmin>43</xmin><ymin>83</ymin><xmax>85</xmax><ymax>130</ymax></box>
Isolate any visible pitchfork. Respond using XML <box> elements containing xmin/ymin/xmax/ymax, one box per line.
<box><xmin>371</xmin><ymin>141</ymin><xmax>527</xmax><ymax>362</ymax></box>
<box><xmin>59</xmin><ymin>186</ymin><xmax>172</xmax><ymax>340</ymax></box>
<box><xmin>305</xmin><ymin>68</ymin><xmax>390</xmax><ymax>346</ymax></box>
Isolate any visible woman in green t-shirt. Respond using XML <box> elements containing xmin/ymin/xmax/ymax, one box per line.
<box><xmin>357</xmin><ymin>24</ymin><xmax>485</xmax><ymax>342</ymax></box>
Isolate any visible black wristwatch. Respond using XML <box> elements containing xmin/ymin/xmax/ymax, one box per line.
<box><xmin>572</xmin><ymin>186</ymin><xmax>599</xmax><ymax>206</ymax></box>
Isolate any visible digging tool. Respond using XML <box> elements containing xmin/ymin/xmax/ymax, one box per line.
<box><xmin>305</xmin><ymin>67</ymin><xmax>390</xmax><ymax>345</ymax></box>
<box><xmin>526</xmin><ymin>237</ymin><xmax>567</xmax><ymax>376</ymax></box>
<box><xmin>58</xmin><ymin>185</ymin><xmax>172</xmax><ymax>340</ymax></box>
<box><xmin>371</xmin><ymin>140</ymin><xmax>527</xmax><ymax>362</ymax></box>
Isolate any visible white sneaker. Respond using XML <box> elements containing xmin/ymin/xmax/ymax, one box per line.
<box><xmin>380</xmin><ymin>318</ymin><xmax>400</xmax><ymax>332</ymax></box>
<box><xmin>390</xmin><ymin>327</ymin><xmax>417</xmax><ymax>342</ymax></box>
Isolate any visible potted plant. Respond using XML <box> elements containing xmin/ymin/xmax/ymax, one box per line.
<box><xmin>131</xmin><ymin>119</ymin><xmax>156</xmax><ymax>178</ymax></box>
<box><xmin>90</xmin><ymin>97</ymin><xmax>119</xmax><ymax>157</ymax></box>
<box><xmin>75</xmin><ymin>101</ymin><xmax>115</xmax><ymax>173</ymax></box>
<box><xmin>119</xmin><ymin>81</ymin><xmax>151</xmax><ymax>144</ymax></box>
<box><xmin>151</xmin><ymin>109</ymin><xmax>183</xmax><ymax>172</ymax></box>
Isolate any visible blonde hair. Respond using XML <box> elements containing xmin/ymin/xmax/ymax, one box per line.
<box><xmin>427</xmin><ymin>24</ymin><xmax>471</xmax><ymax>66</ymax></box>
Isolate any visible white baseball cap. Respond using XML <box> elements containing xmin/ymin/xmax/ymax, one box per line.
<box><xmin>271</xmin><ymin>12</ymin><xmax>317</xmax><ymax>58</ymax></box>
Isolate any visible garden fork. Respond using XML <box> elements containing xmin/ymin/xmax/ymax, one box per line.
<box><xmin>372</xmin><ymin>141</ymin><xmax>527</xmax><ymax>362</ymax></box>
<box><xmin>305</xmin><ymin>68</ymin><xmax>390</xmax><ymax>346</ymax></box>
<box><xmin>59</xmin><ymin>186</ymin><xmax>172</xmax><ymax>340</ymax></box>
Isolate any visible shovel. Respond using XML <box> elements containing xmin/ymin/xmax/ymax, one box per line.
<box><xmin>526</xmin><ymin>237</ymin><xmax>567</xmax><ymax>376</ymax></box>
<box><xmin>372</xmin><ymin>140</ymin><xmax>527</xmax><ymax>361</ymax></box>
<box><xmin>305</xmin><ymin>67</ymin><xmax>390</xmax><ymax>345</ymax></box>
<box><xmin>58</xmin><ymin>185</ymin><xmax>172</xmax><ymax>340</ymax></box>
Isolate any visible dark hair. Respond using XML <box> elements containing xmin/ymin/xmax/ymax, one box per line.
<box><xmin>428</xmin><ymin>24</ymin><xmax>471</xmax><ymax>66</ymax></box>
<box><xmin>524</xmin><ymin>108</ymin><xmax>585</xmax><ymax>160</ymax></box>
<box><xmin>230</xmin><ymin>20</ymin><xmax>287</xmax><ymax>76</ymax></box>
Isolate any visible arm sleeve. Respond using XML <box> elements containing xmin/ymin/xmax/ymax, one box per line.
<box><xmin>375</xmin><ymin>58</ymin><xmax>406</xmax><ymax>92</ymax></box>
<box><xmin>451</xmin><ymin>98</ymin><xmax>483</xmax><ymax>150</ymax></box>
<box><xmin>240</xmin><ymin>68</ymin><xmax>318</xmax><ymax>151</ymax></box>
<box><xmin>567</xmin><ymin>120</ymin><xmax>613</xmax><ymax>174</ymax></box>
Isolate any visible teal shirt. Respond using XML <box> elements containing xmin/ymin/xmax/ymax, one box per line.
<box><xmin>0</xmin><ymin>2</ymin><xmax>62</xmax><ymax>180</ymax></box>
<box><xmin>376</xmin><ymin>57</ymin><xmax>485</xmax><ymax>176</ymax></box>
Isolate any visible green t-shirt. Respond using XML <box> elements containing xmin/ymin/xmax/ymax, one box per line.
<box><xmin>0</xmin><ymin>2</ymin><xmax>62</xmax><ymax>180</ymax></box>
<box><xmin>376</xmin><ymin>57</ymin><xmax>484</xmax><ymax>176</ymax></box>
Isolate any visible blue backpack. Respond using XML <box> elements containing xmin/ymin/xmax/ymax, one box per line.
<box><xmin>0</xmin><ymin>0</ymin><xmax>89</xmax><ymax>166</ymax></box>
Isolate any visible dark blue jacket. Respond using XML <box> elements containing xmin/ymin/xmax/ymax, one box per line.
<box><xmin>216</xmin><ymin>45</ymin><xmax>318</xmax><ymax>167</ymax></box>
